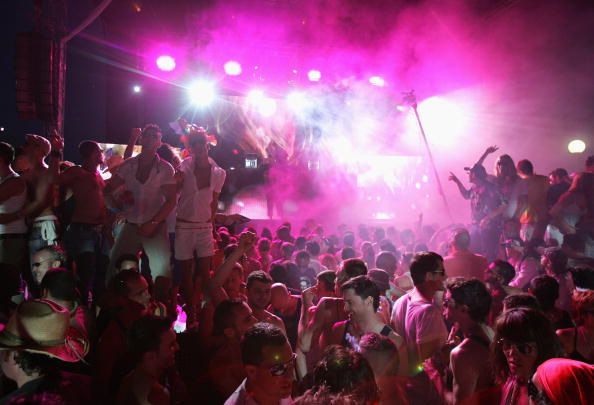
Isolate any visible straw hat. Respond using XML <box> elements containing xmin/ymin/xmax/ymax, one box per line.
<box><xmin>0</xmin><ymin>299</ymin><xmax>89</xmax><ymax>362</ymax></box>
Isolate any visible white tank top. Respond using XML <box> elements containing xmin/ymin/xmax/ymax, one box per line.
<box><xmin>0</xmin><ymin>171</ymin><xmax>27</xmax><ymax>234</ymax></box>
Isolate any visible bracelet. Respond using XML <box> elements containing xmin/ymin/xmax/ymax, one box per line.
<box><xmin>150</xmin><ymin>220</ymin><xmax>160</xmax><ymax>225</ymax></box>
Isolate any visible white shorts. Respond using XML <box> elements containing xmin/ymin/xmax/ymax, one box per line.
<box><xmin>174</xmin><ymin>225</ymin><xmax>214</xmax><ymax>260</ymax></box>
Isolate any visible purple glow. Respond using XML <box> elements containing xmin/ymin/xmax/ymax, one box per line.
<box><xmin>156</xmin><ymin>55</ymin><xmax>176</xmax><ymax>71</ymax></box>
<box><xmin>307</xmin><ymin>70</ymin><xmax>321</xmax><ymax>82</ymax></box>
<box><xmin>224</xmin><ymin>60</ymin><xmax>242</xmax><ymax>76</ymax></box>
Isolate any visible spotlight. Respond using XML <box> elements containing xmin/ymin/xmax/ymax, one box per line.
<box><xmin>258</xmin><ymin>98</ymin><xmax>277</xmax><ymax>117</ymax></box>
<box><xmin>568</xmin><ymin>139</ymin><xmax>586</xmax><ymax>154</ymax></box>
<box><xmin>188</xmin><ymin>81</ymin><xmax>216</xmax><ymax>107</ymax></box>
<box><xmin>224</xmin><ymin>61</ymin><xmax>242</xmax><ymax>76</ymax></box>
<box><xmin>132</xmin><ymin>85</ymin><xmax>142</xmax><ymax>93</ymax></box>
<box><xmin>247</xmin><ymin>90</ymin><xmax>264</xmax><ymax>105</ymax></box>
<box><xmin>286</xmin><ymin>91</ymin><xmax>308</xmax><ymax>112</ymax></box>
<box><xmin>369</xmin><ymin>76</ymin><xmax>385</xmax><ymax>87</ymax></box>
<box><xmin>156</xmin><ymin>55</ymin><xmax>176</xmax><ymax>71</ymax></box>
<box><xmin>307</xmin><ymin>70</ymin><xmax>321</xmax><ymax>82</ymax></box>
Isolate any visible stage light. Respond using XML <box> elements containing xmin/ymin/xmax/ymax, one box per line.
<box><xmin>286</xmin><ymin>91</ymin><xmax>308</xmax><ymax>112</ymax></box>
<box><xmin>369</xmin><ymin>76</ymin><xmax>385</xmax><ymax>87</ymax></box>
<box><xmin>132</xmin><ymin>85</ymin><xmax>141</xmax><ymax>93</ymax></box>
<box><xmin>247</xmin><ymin>90</ymin><xmax>265</xmax><ymax>105</ymax></box>
<box><xmin>568</xmin><ymin>139</ymin><xmax>586</xmax><ymax>154</ymax></box>
<box><xmin>188</xmin><ymin>81</ymin><xmax>216</xmax><ymax>107</ymax></box>
<box><xmin>224</xmin><ymin>61</ymin><xmax>242</xmax><ymax>76</ymax></box>
<box><xmin>258</xmin><ymin>98</ymin><xmax>277</xmax><ymax>117</ymax></box>
<box><xmin>307</xmin><ymin>70</ymin><xmax>321</xmax><ymax>82</ymax></box>
<box><xmin>156</xmin><ymin>55</ymin><xmax>176</xmax><ymax>71</ymax></box>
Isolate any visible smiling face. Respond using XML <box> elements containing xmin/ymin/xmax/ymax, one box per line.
<box><xmin>342</xmin><ymin>288</ymin><xmax>373</xmax><ymax>321</ymax></box>
<box><xmin>31</xmin><ymin>250</ymin><xmax>60</xmax><ymax>285</ymax></box>
<box><xmin>140</xmin><ymin>128</ymin><xmax>162</xmax><ymax>153</ymax></box>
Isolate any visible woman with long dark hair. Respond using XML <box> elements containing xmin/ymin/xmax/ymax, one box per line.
<box><xmin>491</xmin><ymin>307</ymin><xmax>563</xmax><ymax>405</ymax></box>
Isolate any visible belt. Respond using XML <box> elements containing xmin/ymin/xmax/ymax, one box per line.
<box><xmin>0</xmin><ymin>233</ymin><xmax>27</xmax><ymax>240</ymax></box>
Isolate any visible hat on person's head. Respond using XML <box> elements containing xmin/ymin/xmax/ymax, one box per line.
<box><xmin>501</xmin><ymin>238</ymin><xmax>523</xmax><ymax>249</ymax></box>
<box><xmin>368</xmin><ymin>269</ymin><xmax>391</xmax><ymax>292</ymax></box>
<box><xmin>24</xmin><ymin>134</ymin><xmax>51</xmax><ymax>157</ymax></box>
<box><xmin>464</xmin><ymin>163</ymin><xmax>487</xmax><ymax>179</ymax></box>
<box><xmin>0</xmin><ymin>299</ymin><xmax>89</xmax><ymax>362</ymax></box>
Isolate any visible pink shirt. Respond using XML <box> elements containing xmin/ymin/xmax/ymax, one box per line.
<box><xmin>444</xmin><ymin>250</ymin><xmax>489</xmax><ymax>280</ymax></box>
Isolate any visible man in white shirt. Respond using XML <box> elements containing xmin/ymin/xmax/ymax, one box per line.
<box><xmin>175</xmin><ymin>126</ymin><xmax>226</xmax><ymax>324</ymax></box>
<box><xmin>225</xmin><ymin>323</ymin><xmax>295</xmax><ymax>405</ymax></box>
<box><xmin>104</xmin><ymin>124</ymin><xmax>177</xmax><ymax>308</ymax></box>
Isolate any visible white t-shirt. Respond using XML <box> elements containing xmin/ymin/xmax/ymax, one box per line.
<box><xmin>390</xmin><ymin>290</ymin><xmax>448</xmax><ymax>372</ymax></box>
<box><xmin>115</xmin><ymin>155</ymin><xmax>175</xmax><ymax>224</ymax></box>
<box><xmin>177</xmin><ymin>156</ymin><xmax>226</xmax><ymax>223</ymax></box>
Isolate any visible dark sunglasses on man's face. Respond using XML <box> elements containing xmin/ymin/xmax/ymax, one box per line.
<box><xmin>267</xmin><ymin>353</ymin><xmax>296</xmax><ymax>377</ymax></box>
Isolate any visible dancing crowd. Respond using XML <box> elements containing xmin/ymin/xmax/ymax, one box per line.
<box><xmin>0</xmin><ymin>125</ymin><xmax>593</xmax><ymax>405</ymax></box>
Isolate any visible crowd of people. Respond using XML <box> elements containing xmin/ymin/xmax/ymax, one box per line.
<box><xmin>0</xmin><ymin>125</ymin><xmax>593</xmax><ymax>405</ymax></box>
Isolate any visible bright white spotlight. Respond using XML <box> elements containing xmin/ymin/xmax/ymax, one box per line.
<box><xmin>307</xmin><ymin>70</ymin><xmax>321</xmax><ymax>82</ymax></box>
<box><xmin>132</xmin><ymin>85</ymin><xmax>142</xmax><ymax>93</ymax></box>
<box><xmin>156</xmin><ymin>55</ymin><xmax>176</xmax><ymax>71</ymax></box>
<box><xmin>568</xmin><ymin>139</ymin><xmax>586</xmax><ymax>154</ymax></box>
<box><xmin>188</xmin><ymin>81</ymin><xmax>216</xmax><ymax>107</ymax></box>
<box><xmin>247</xmin><ymin>90</ymin><xmax>265</xmax><ymax>105</ymax></box>
<box><xmin>369</xmin><ymin>76</ymin><xmax>385</xmax><ymax>87</ymax></box>
<box><xmin>258</xmin><ymin>98</ymin><xmax>277</xmax><ymax>117</ymax></box>
<box><xmin>224</xmin><ymin>61</ymin><xmax>242</xmax><ymax>76</ymax></box>
<box><xmin>286</xmin><ymin>91</ymin><xmax>308</xmax><ymax>112</ymax></box>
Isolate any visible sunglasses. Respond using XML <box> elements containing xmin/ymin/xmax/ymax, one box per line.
<box><xmin>498</xmin><ymin>338</ymin><xmax>537</xmax><ymax>355</ymax></box>
<box><xmin>32</xmin><ymin>258</ymin><xmax>53</xmax><ymax>268</ymax></box>
<box><xmin>267</xmin><ymin>353</ymin><xmax>296</xmax><ymax>377</ymax></box>
<box><xmin>432</xmin><ymin>270</ymin><xmax>446</xmax><ymax>276</ymax></box>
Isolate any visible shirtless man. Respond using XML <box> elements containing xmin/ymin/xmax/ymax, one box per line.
<box><xmin>296</xmin><ymin>258</ymin><xmax>367</xmax><ymax>379</ymax></box>
<box><xmin>443</xmin><ymin>278</ymin><xmax>495</xmax><ymax>405</ymax></box>
<box><xmin>10</xmin><ymin>135</ymin><xmax>58</xmax><ymax>256</ymax></box>
<box><xmin>104</xmin><ymin>124</ymin><xmax>177</xmax><ymax>310</ymax></box>
<box><xmin>54</xmin><ymin>140</ymin><xmax>106</xmax><ymax>302</ymax></box>
<box><xmin>245</xmin><ymin>271</ymin><xmax>286</xmax><ymax>333</ymax></box>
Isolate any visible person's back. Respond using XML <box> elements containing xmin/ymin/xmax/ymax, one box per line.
<box><xmin>444</xmin><ymin>251</ymin><xmax>488</xmax><ymax>280</ymax></box>
<box><xmin>443</xmin><ymin>228</ymin><xmax>488</xmax><ymax>280</ymax></box>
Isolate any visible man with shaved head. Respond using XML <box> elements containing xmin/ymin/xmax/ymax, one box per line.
<box><xmin>269</xmin><ymin>283</ymin><xmax>301</xmax><ymax>350</ymax></box>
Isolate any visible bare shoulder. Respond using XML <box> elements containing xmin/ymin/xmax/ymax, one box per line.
<box><xmin>451</xmin><ymin>340</ymin><xmax>488</xmax><ymax>365</ymax></box>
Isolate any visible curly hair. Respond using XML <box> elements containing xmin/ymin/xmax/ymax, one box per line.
<box><xmin>310</xmin><ymin>345</ymin><xmax>379</xmax><ymax>404</ymax></box>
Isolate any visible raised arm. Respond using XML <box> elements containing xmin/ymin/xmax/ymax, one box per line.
<box><xmin>475</xmin><ymin>145</ymin><xmax>498</xmax><ymax>167</ymax></box>
<box><xmin>123</xmin><ymin>128</ymin><xmax>141</xmax><ymax>160</ymax></box>
<box><xmin>208</xmin><ymin>232</ymin><xmax>255</xmax><ymax>304</ymax></box>
<box><xmin>448</xmin><ymin>172</ymin><xmax>471</xmax><ymax>200</ymax></box>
